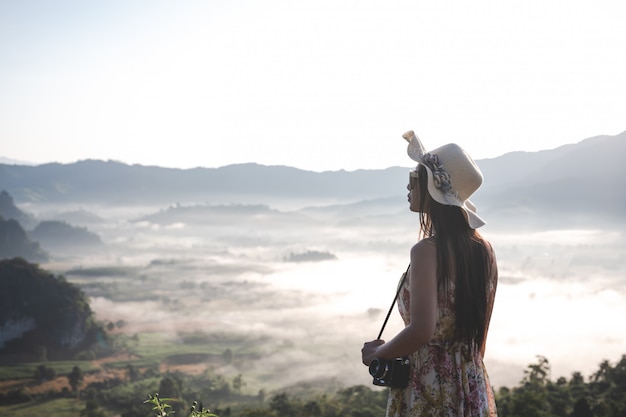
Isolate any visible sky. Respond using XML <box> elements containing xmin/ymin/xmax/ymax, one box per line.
<box><xmin>1</xmin><ymin>0</ymin><xmax>625</xmax><ymax>172</ymax></box>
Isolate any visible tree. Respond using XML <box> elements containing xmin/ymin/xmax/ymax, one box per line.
<box><xmin>505</xmin><ymin>356</ymin><xmax>552</xmax><ymax>417</ymax></box>
<box><xmin>495</xmin><ymin>354</ymin><xmax>626</xmax><ymax>417</ymax></box>
<box><xmin>158</xmin><ymin>376</ymin><xmax>187</xmax><ymax>416</ymax></box>
<box><xmin>68</xmin><ymin>366</ymin><xmax>84</xmax><ymax>397</ymax></box>
<box><xmin>569</xmin><ymin>371</ymin><xmax>587</xmax><ymax>400</ymax></box>
<box><xmin>570</xmin><ymin>398</ymin><xmax>593</xmax><ymax>417</ymax></box>
<box><xmin>303</xmin><ymin>400</ymin><xmax>322</xmax><ymax>417</ymax></box>
<box><xmin>34</xmin><ymin>364</ymin><xmax>56</xmax><ymax>381</ymax></box>
<box><xmin>524</xmin><ymin>355</ymin><xmax>551</xmax><ymax>386</ymax></box>
<box><xmin>158</xmin><ymin>376</ymin><xmax>182</xmax><ymax>398</ymax></box>
<box><xmin>127</xmin><ymin>364</ymin><xmax>139</xmax><ymax>382</ymax></box>
<box><xmin>238</xmin><ymin>410</ymin><xmax>273</xmax><ymax>417</ymax></box>
<box><xmin>80</xmin><ymin>399</ymin><xmax>107</xmax><ymax>417</ymax></box>
<box><xmin>269</xmin><ymin>393</ymin><xmax>295</xmax><ymax>417</ymax></box>
<box><xmin>232</xmin><ymin>374</ymin><xmax>246</xmax><ymax>395</ymax></box>
<box><xmin>257</xmin><ymin>388</ymin><xmax>266</xmax><ymax>403</ymax></box>
<box><xmin>336</xmin><ymin>385</ymin><xmax>387</xmax><ymax>417</ymax></box>
<box><xmin>222</xmin><ymin>348</ymin><xmax>233</xmax><ymax>365</ymax></box>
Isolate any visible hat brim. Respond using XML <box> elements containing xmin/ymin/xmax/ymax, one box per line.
<box><xmin>422</xmin><ymin>164</ymin><xmax>485</xmax><ymax>229</ymax></box>
<box><xmin>462</xmin><ymin>199</ymin><xmax>486</xmax><ymax>229</ymax></box>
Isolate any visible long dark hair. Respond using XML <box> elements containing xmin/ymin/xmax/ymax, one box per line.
<box><xmin>416</xmin><ymin>164</ymin><xmax>491</xmax><ymax>350</ymax></box>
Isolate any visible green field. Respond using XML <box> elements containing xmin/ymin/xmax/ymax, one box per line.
<box><xmin>0</xmin><ymin>398</ymin><xmax>83</xmax><ymax>417</ymax></box>
<box><xmin>0</xmin><ymin>361</ymin><xmax>100</xmax><ymax>381</ymax></box>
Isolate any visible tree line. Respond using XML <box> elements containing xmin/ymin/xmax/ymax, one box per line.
<box><xmin>5</xmin><ymin>354</ymin><xmax>624</xmax><ymax>417</ymax></box>
<box><xmin>495</xmin><ymin>355</ymin><xmax>626</xmax><ymax>417</ymax></box>
<box><xmin>136</xmin><ymin>355</ymin><xmax>626</xmax><ymax>417</ymax></box>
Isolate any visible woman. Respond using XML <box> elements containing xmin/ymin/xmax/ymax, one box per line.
<box><xmin>361</xmin><ymin>131</ymin><xmax>498</xmax><ymax>417</ymax></box>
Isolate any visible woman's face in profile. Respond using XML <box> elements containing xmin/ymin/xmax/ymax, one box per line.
<box><xmin>407</xmin><ymin>170</ymin><xmax>421</xmax><ymax>212</ymax></box>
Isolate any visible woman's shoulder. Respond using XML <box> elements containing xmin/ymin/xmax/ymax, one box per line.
<box><xmin>481</xmin><ymin>237</ymin><xmax>497</xmax><ymax>259</ymax></box>
<box><xmin>479</xmin><ymin>237</ymin><xmax>499</xmax><ymax>280</ymax></box>
<box><xmin>410</xmin><ymin>238</ymin><xmax>437</xmax><ymax>259</ymax></box>
<box><xmin>412</xmin><ymin>236</ymin><xmax>436</xmax><ymax>247</ymax></box>
<box><xmin>411</xmin><ymin>237</ymin><xmax>436</xmax><ymax>248</ymax></box>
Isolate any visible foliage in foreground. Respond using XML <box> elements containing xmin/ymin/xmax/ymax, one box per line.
<box><xmin>145</xmin><ymin>394</ymin><xmax>218</xmax><ymax>417</ymax></box>
<box><xmin>140</xmin><ymin>384</ymin><xmax>387</xmax><ymax>417</ymax></box>
<box><xmin>495</xmin><ymin>355</ymin><xmax>626</xmax><ymax>417</ymax></box>
<box><xmin>2</xmin><ymin>354</ymin><xmax>626</xmax><ymax>416</ymax></box>
<box><xmin>140</xmin><ymin>355</ymin><xmax>626</xmax><ymax>417</ymax></box>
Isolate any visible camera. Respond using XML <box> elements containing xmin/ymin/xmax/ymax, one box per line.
<box><xmin>369</xmin><ymin>357</ymin><xmax>410</xmax><ymax>388</ymax></box>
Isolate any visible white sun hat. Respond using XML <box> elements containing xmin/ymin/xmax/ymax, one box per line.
<box><xmin>402</xmin><ymin>130</ymin><xmax>486</xmax><ymax>229</ymax></box>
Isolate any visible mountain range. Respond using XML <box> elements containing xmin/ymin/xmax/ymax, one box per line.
<box><xmin>473</xmin><ymin>131</ymin><xmax>626</xmax><ymax>227</ymax></box>
<box><xmin>1</xmin><ymin>130</ymin><xmax>625</xmax><ymax>230</ymax></box>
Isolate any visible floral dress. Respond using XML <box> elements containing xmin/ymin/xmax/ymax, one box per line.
<box><xmin>386</xmin><ymin>248</ymin><xmax>498</xmax><ymax>417</ymax></box>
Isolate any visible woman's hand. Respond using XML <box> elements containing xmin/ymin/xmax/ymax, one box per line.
<box><xmin>361</xmin><ymin>339</ymin><xmax>385</xmax><ymax>366</ymax></box>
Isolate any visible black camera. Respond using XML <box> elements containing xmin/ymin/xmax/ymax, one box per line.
<box><xmin>369</xmin><ymin>357</ymin><xmax>410</xmax><ymax>388</ymax></box>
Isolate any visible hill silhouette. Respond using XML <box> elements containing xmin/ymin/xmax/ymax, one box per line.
<box><xmin>473</xmin><ymin>131</ymin><xmax>626</xmax><ymax>228</ymax></box>
<box><xmin>0</xmin><ymin>216</ymin><xmax>48</xmax><ymax>262</ymax></box>
<box><xmin>0</xmin><ymin>160</ymin><xmax>405</xmax><ymax>205</ymax></box>
<box><xmin>0</xmin><ymin>190</ymin><xmax>37</xmax><ymax>229</ymax></box>
<box><xmin>0</xmin><ymin>191</ymin><xmax>104</xmax><ymax>258</ymax></box>
<box><xmin>1</xmin><ymin>130</ymin><xmax>624</xmax><ymax>229</ymax></box>
<box><xmin>0</xmin><ymin>258</ymin><xmax>103</xmax><ymax>362</ymax></box>
<box><xmin>30</xmin><ymin>220</ymin><xmax>104</xmax><ymax>253</ymax></box>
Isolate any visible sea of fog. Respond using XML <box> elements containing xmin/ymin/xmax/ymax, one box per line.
<box><xmin>32</xmin><ymin>202</ymin><xmax>626</xmax><ymax>390</ymax></box>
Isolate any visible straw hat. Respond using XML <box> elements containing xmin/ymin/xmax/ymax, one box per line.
<box><xmin>402</xmin><ymin>130</ymin><xmax>485</xmax><ymax>229</ymax></box>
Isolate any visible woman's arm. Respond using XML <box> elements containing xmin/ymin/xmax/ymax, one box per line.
<box><xmin>362</xmin><ymin>240</ymin><xmax>438</xmax><ymax>364</ymax></box>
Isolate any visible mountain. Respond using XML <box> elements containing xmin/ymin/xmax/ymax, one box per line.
<box><xmin>477</xmin><ymin>132</ymin><xmax>626</xmax><ymax>190</ymax></box>
<box><xmin>29</xmin><ymin>220</ymin><xmax>104</xmax><ymax>253</ymax></box>
<box><xmin>0</xmin><ymin>190</ymin><xmax>37</xmax><ymax>229</ymax></box>
<box><xmin>0</xmin><ymin>258</ymin><xmax>102</xmax><ymax>361</ymax></box>
<box><xmin>0</xmin><ymin>216</ymin><xmax>48</xmax><ymax>262</ymax></box>
<box><xmin>0</xmin><ymin>157</ymin><xmax>35</xmax><ymax>165</ymax></box>
<box><xmin>1</xmin><ymin>131</ymin><xmax>624</xmax><ymax>229</ymax></box>
<box><xmin>0</xmin><ymin>160</ymin><xmax>406</xmax><ymax>205</ymax></box>
<box><xmin>472</xmin><ymin>131</ymin><xmax>626</xmax><ymax>228</ymax></box>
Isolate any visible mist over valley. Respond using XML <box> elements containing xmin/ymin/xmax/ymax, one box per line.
<box><xmin>1</xmin><ymin>131</ymin><xmax>626</xmax><ymax>394</ymax></box>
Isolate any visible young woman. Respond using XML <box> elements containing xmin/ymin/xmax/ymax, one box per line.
<box><xmin>362</xmin><ymin>131</ymin><xmax>498</xmax><ymax>416</ymax></box>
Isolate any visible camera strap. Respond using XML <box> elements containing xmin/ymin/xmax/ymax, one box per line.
<box><xmin>376</xmin><ymin>264</ymin><xmax>410</xmax><ymax>340</ymax></box>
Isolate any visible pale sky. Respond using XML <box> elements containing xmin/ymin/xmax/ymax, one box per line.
<box><xmin>1</xmin><ymin>0</ymin><xmax>625</xmax><ymax>171</ymax></box>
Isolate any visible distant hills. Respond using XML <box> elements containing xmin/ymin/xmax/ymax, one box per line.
<box><xmin>1</xmin><ymin>130</ymin><xmax>625</xmax><ymax>229</ymax></box>
<box><xmin>0</xmin><ymin>156</ymin><xmax>35</xmax><ymax>166</ymax></box>
<box><xmin>0</xmin><ymin>190</ymin><xmax>103</xmax><ymax>260</ymax></box>
<box><xmin>0</xmin><ymin>216</ymin><xmax>48</xmax><ymax>262</ymax></box>
<box><xmin>0</xmin><ymin>190</ymin><xmax>37</xmax><ymax>229</ymax></box>
<box><xmin>0</xmin><ymin>191</ymin><xmax>48</xmax><ymax>261</ymax></box>
<box><xmin>30</xmin><ymin>220</ymin><xmax>104</xmax><ymax>253</ymax></box>
<box><xmin>473</xmin><ymin>131</ymin><xmax>626</xmax><ymax>228</ymax></box>
<box><xmin>0</xmin><ymin>160</ymin><xmax>405</xmax><ymax>205</ymax></box>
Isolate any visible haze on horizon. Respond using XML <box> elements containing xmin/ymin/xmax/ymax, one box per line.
<box><xmin>1</xmin><ymin>1</ymin><xmax>625</xmax><ymax>171</ymax></box>
<box><xmin>10</xmin><ymin>187</ymin><xmax>626</xmax><ymax>391</ymax></box>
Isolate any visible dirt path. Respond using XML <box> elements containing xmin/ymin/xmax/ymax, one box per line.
<box><xmin>0</xmin><ymin>351</ymin><xmax>137</xmax><ymax>395</ymax></box>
